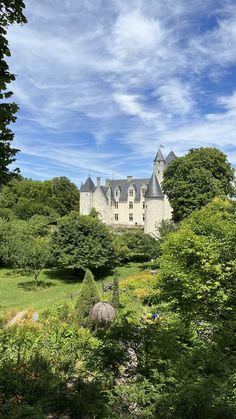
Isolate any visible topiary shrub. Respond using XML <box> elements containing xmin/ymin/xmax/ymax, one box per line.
<box><xmin>75</xmin><ymin>269</ymin><xmax>100</xmax><ymax>322</ymax></box>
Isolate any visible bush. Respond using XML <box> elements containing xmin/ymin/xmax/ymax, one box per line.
<box><xmin>75</xmin><ymin>269</ymin><xmax>100</xmax><ymax>321</ymax></box>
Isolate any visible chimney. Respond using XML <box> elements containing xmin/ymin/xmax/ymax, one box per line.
<box><xmin>106</xmin><ymin>179</ymin><xmax>110</xmax><ymax>187</ymax></box>
<box><xmin>127</xmin><ymin>176</ymin><xmax>132</xmax><ymax>182</ymax></box>
<box><xmin>96</xmin><ymin>177</ymin><xmax>101</xmax><ymax>186</ymax></box>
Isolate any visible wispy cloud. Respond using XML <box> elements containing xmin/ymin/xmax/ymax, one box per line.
<box><xmin>7</xmin><ymin>0</ymin><xmax>236</xmax><ymax>183</ymax></box>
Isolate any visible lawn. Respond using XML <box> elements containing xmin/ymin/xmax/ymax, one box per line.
<box><xmin>0</xmin><ymin>262</ymin><xmax>143</xmax><ymax>314</ymax></box>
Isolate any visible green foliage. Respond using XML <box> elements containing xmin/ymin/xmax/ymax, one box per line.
<box><xmin>117</xmin><ymin>229</ymin><xmax>160</xmax><ymax>261</ymax></box>
<box><xmin>75</xmin><ymin>269</ymin><xmax>100</xmax><ymax>321</ymax></box>
<box><xmin>162</xmin><ymin>147</ymin><xmax>235</xmax><ymax>222</ymax></box>
<box><xmin>112</xmin><ymin>269</ymin><xmax>120</xmax><ymax>308</ymax></box>
<box><xmin>0</xmin><ymin>219</ymin><xmax>52</xmax><ymax>285</ymax></box>
<box><xmin>159</xmin><ymin>198</ymin><xmax>236</xmax><ymax>327</ymax></box>
<box><xmin>112</xmin><ymin>233</ymin><xmax>131</xmax><ymax>263</ymax></box>
<box><xmin>52</xmin><ymin>212</ymin><xmax>116</xmax><ymax>270</ymax></box>
<box><xmin>89</xmin><ymin>207</ymin><xmax>100</xmax><ymax>218</ymax></box>
<box><xmin>156</xmin><ymin>219</ymin><xmax>178</xmax><ymax>241</ymax></box>
<box><xmin>0</xmin><ymin>177</ymin><xmax>80</xmax><ymax>220</ymax></box>
<box><xmin>0</xmin><ymin>1</ymin><xmax>27</xmax><ymax>184</ymax></box>
<box><xmin>0</xmin><ymin>315</ymin><xmax>106</xmax><ymax>418</ymax></box>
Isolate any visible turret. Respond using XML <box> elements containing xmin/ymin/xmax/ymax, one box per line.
<box><xmin>93</xmin><ymin>177</ymin><xmax>109</xmax><ymax>222</ymax></box>
<box><xmin>144</xmin><ymin>173</ymin><xmax>165</xmax><ymax>235</ymax></box>
<box><xmin>80</xmin><ymin>176</ymin><xmax>95</xmax><ymax>215</ymax></box>
<box><xmin>165</xmin><ymin>150</ymin><xmax>177</xmax><ymax>165</ymax></box>
<box><xmin>153</xmin><ymin>147</ymin><xmax>166</xmax><ymax>184</ymax></box>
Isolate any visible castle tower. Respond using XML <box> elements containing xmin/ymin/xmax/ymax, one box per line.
<box><xmin>144</xmin><ymin>172</ymin><xmax>164</xmax><ymax>235</ymax></box>
<box><xmin>153</xmin><ymin>147</ymin><xmax>166</xmax><ymax>184</ymax></box>
<box><xmin>92</xmin><ymin>177</ymin><xmax>109</xmax><ymax>223</ymax></box>
<box><xmin>80</xmin><ymin>176</ymin><xmax>95</xmax><ymax>215</ymax></box>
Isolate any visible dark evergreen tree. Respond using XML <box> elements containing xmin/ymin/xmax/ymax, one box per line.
<box><xmin>75</xmin><ymin>269</ymin><xmax>100</xmax><ymax>320</ymax></box>
<box><xmin>112</xmin><ymin>269</ymin><xmax>120</xmax><ymax>308</ymax></box>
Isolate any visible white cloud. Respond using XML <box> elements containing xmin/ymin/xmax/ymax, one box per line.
<box><xmin>154</xmin><ymin>79</ymin><xmax>195</xmax><ymax>115</ymax></box>
<box><xmin>6</xmin><ymin>0</ymin><xmax>236</xmax><ymax>181</ymax></box>
<box><xmin>111</xmin><ymin>11</ymin><xmax>164</xmax><ymax>59</ymax></box>
<box><xmin>113</xmin><ymin>93</ymin><xmax>158</xmax><ymax>122</ymax></box>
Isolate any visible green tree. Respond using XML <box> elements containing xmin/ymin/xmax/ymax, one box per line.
<box><xmin>0</xmin><ymin>177</ymin><xmax>79</xmax><ymax>220</ymax></box>
<box><xmin>52</xmin><ymin>212</ymin><xmax>116</xmax><ymax>270</ymax></box>
<box><xmin>1</xmin><ymin>219</ymin><xmax>51</xmax><ymax>285</ymax></box>
<box><xmin>112</xmin><ymin>269</ymin><xmax>120</xmax><ymax>308</ymax></box>
<box><xmin>158</xmin><ymin>197</ymin><xmax>236</xmax><ymax>347</ymax></box>
<box><xmin>75</xmin><ymin>269</ymin><xmax>100</xmax><ymax>320</ymax></box>
<box><xmin>122</xmin><ymin>229</ymin><xmax>160</xmax><ymax>261</ymax></box>
<box><xmin>43</xmin><ymin>177</ymin><xmax>80</xmax><ymax>216</ymax></box>
<box><xmin>162</xmin><ymin>147</ymin><xmax>235</xmax><ymax>222</ymax></box>
<box><xmin>0</xmin><ymin>1</ymin><xmax>27</xmax><ymax>184</ymax></box>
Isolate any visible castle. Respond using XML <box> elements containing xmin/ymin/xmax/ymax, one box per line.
<box><xmin>80</xmin><ymin>148</ymin><xmax>177</xmax><ymax>235</ymax></box>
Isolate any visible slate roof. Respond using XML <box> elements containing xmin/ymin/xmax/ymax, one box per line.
<box><xmin>107</xmin><ymin>178</ymin><xmax>149</xmax><ymax>202</ymax></box>
<box><xmin>80</xmin><ymin>176</ymin><xmax>95</xmax><ymax>192</ymax></box>
<box><xmin>166</xmin><ymin>151</ymin><xmax>177</xmax><ymax>164</ymax></box>
<box><xmin>154</xmin><ymin>147</ymin><xmax>165</xmax><ymax>162</ymax></box>
<box><xmin>145</xmin><ymin>173</ymin><xmax>164</xmax><ymax>199</ymax></box>
<box><xmin>80</xmin><ymin>149</ymin><xmax>177</xmax><ymax>200</ymax></box>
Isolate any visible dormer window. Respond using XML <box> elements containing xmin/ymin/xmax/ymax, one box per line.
<box><xmin>141</xmin><ymin>188</ymin><xmax>146</xmax><ymax>197</ymax></box>
<box><xmin>106</xmin><ymin>187</ymin><xmax>111</xmax><ymax>199</ymax></box>
<box><xmin>129</xmin><ymin>189</ymin><xmax>134</xmax><ymax>197</ymax></box>
<box><xmin>114</xmin><ymin>186</ymin><xmax>120</xmax><ymax>200</ymax></box>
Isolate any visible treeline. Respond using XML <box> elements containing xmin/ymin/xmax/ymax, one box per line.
<box><xmin>0</xmin><ymin>176</ymin><xmax>80</xmax><ymax>221</ymax></box>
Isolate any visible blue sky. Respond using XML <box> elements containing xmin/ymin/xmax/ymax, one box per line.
<box><xmin>7</xmin><ymin>0</ymin><xmax>236</xmax><ymax>186</ymax></box>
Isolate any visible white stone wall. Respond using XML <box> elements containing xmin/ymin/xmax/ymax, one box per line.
<box><xmin>144</xmin><ymin>198</ymin><xmax>165</xmax><ymax>235</ymax></box>
<box><xmin>144</xmin><ymin>196</ymin><xmax>172</xmax><ymax>235</ymax></box>
<box><xmin>80</xmin><ymin>192</ymin><xmax>93</xmax><ymax>215</ymax></box>
<box><xmin>163</xmin><ymin>195</ymin><xmax>172</xmax><ymax>219</ymax></box>
<box><xmin>110</xmin><ymin>200</ymin><xmax>145</xmax><ymax>226</ymax></box>
<box><xmin>92</xmin><ymin>186</ymin><xmax>110</xmax><ymax>223</ymax></box>
<box><xmin>154</xmin><ymin>161</ymin><xmax>165</xmax><ymax>184</ymax></box>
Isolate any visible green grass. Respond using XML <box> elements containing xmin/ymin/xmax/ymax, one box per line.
<box><xmin>0</xmin><ymin>262</ymin><xmax>143</xmax><ymax>314</ymax></box>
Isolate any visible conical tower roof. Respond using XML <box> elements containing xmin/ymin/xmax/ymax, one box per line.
<box><xmin>166</xmin><ymin>151</ymin><xmax>177</xmax><ymax>164</ymax></box>
<box><xmin>80</xmin><ymin>176</ymin><xmax>95</xmax><ymax>192</ymax></box>
<box><xmin>146</xmin><ymin>173</ymin><xmax>164</xmax><ymax>199</ymax></box>
<box><xmin>154</xmin><ymin>147</ymin><xmax>165</xmax><ymax>162</ymax></box>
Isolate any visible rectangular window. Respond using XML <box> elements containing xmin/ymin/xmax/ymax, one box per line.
<box><xmin>143</xmin><ymin>214</ymin><xmax>145</xmax><ymax>221</ymax></box>
<box><xmin>115</xmin><ymin>214</ymin><xmax>118</xmax><ymax>221</ymax></box>
<box><xmin>129</xmin><ymin>201</ymin><xmax>133</xmax><ymax>209</ymax></box>
<box><xmin>129</xmin><ymin>189</ymin><xmax>134</xmax><ymax>196</ymax></box>
<box><xmin>141</xmin><ymin>188</ymin><xmax>146</xmax><ymax>196</ymax></box>
<box><xmin>129</xmin><ymin>213</ymin><xmax>133</xmax><ymax>221</ymax></box>
<box><xmin>142</xmin><ymin>202</ymin><xmax>145</xmax><ymax>209</ymax></box>
<box><xmin>115</xmin><ymin>202</ymin><xmax>118</xmax><ymax>209</ymax></box>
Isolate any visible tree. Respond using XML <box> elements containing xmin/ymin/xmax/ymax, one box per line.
<box><xmin>112</xmin><ymin>269</ymin><xmax>120</xmax><ymax>308</ymax></box>
<box><xmin>1</xmin><ymin>218</ymin><xmax>51</xmax><ymax>285</ymax></box>
<box><xmin>122</xmin><ymin>229</ymin><xmax>160</xmax><ymax>261</ymax></box>
<box><xmin>0</xmin><ymin>177</ymin><xmax>80</xmax><ymax>220</ymax></box>
<box><xmin>158</xmin><ymin>197</ymin><xmax>236</xmax><ymax>347</ymax></box>
<box><xmin>18</xmin><ymin>236</ymin><xmax>51</xmax><ymax>286</ymax></box>
<box><xmin>52</xmin><ymin>213</ymin><xmax>116</xmax><ymax>270</ymax></box>
<box><xmin>0</xmin><ymin>1</ymin><xmax>27</xmax><ymax>184</ymax></box>
<box><xmin>75</xmin><ymin>269</ymin><xmax>100</xmax><ymax>320</ymax></box>
<box><xmin>43</xmin><ymin>177</ymin><xmax>80</xmax><ymax>216</ymax></box>
<box><xmin>162</xmin><ymin>147</ymin><xmax>235</xmax><ymax>222</ymax></box>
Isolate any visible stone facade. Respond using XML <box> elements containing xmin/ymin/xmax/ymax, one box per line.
<box><xmin>80</xmin><ymin>148</ymin><xmax>176</xmax><ymax>235</ymax></box>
